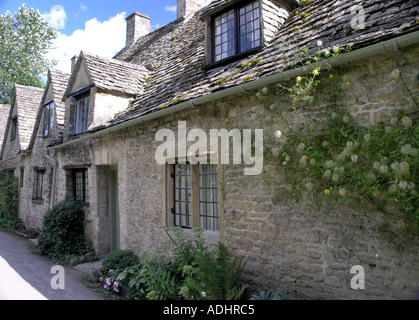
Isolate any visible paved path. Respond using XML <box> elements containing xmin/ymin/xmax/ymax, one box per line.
<box><xmin>0</xmin><ymin>229</ymin><xmax>103</xmax><ymax>300</ymax></box>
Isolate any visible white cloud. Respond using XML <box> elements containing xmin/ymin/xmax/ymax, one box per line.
<box><xmin>47</xmin><ymin>12</ymin><xmax>127</xmax><ymax>73</ymax></box>
<box><xmin>42</xmin><ymin>5</ymin><xmax>67</xmax><ymax>30</ymax></box>
<box><xmin>80</xmin><ymin>3</ymin><xmax>88</xmax><ymax>12</ymax></box>
<box><xmin>164</xmin><ymin>5</ymin><xmax>177</xmax><ymax>12</ymax></box>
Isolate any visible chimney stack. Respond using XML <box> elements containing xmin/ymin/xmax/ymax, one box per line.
<box><xmin>126</xmin><ymin>12</ymin><xmax>151</xmax><ymax>47</ymax></box>
<box><xmin>71</xmin><ymin>55</ymin><xmax>78</xmax><ymax>72</ymax></box>
<box><xmin>177</xmin><ymin>0</ymin><xmax>205</xmax><ymax>20</ymax></box>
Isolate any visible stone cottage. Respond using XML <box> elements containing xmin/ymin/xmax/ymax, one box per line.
<box><xmin>23</xmin><ymin>69</ymin><xmax>71</xmax><ymax>228</ymax></box>
<box><xmin>2</xmin><ymin>0</ymin><xmax>419</xmax><ymax>299</ymax></box>
<box><xmin>0</xmin><ymin>85</ymin><xmax>44</xmax><ymax>215</ymax></box>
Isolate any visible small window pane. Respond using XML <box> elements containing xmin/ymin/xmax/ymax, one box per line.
<box><xmin>238</xmin><ymin>1</ymin><xmax>261</xmax><ymax>54</ymax></box>
<box><xmin>214</xmin><ymin>9</ymin><xmax>236</xmax><ymax>62</ymax></box>
<box><xmin>199</xmin><ymin>164</ymin><xmax>219</xmax><ymax>231</ymax></box>
<box><xmin>174</xmin><ymin>164</ymin><xmax>191</xmax><ymax>228</ymax></box>
<box><xmin>73</xmin><ymin>169</ymin><xmax>89</xmax><ymax>203</ymax></box>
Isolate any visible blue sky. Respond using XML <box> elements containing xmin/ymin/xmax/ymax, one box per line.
<box><xmin>0</xmin><ymin>1</ymin><xmax>212</xmax><ymax>73</ymax></box>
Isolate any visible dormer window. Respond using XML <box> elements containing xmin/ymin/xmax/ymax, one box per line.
<box><xmin>69</xmin><ymin>91</ymin><xmax>90</xmax><ymax>135</ymax></box>
<box><xmin>43</xmin><ymin>101</ymin><xmax>55</xmax><ymax>137</ymax></box>
<box><xmin>203</xmin><ymin>0</ymin><xmax>292</xmax><ymax>68</ymax></box>
<box><xmin>212</xmin><ymin>0</ymin><xmax>262</xmax><ymax>64</ymax></box>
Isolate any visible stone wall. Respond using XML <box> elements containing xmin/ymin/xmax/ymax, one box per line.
<box><xmin>53</xmin><ymin>44</ymin><xmax>419</xmax><ymax>299</ymax></box>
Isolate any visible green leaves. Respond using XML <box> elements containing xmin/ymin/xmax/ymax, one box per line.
<box><xmin>36</xmin><ymin>200</ymin><xmax>92</xmax><ymax>261</ymax></box>
<box><xmin>0</xmin><ymin>171</ymin><xmax>20</xmax><ymax>228</ymax></box>
<box><xmin>177</xmin><ymin>235</ymin><xmax>248</xmax><ymax>301</ymax></box>
<box><xmin>267</xmin><ymin>108</ymin><xmax>418</xmax><ymax>246</ymax></box>
<box><xmin>0</xmin><ymin>4</ymin><xmax>57</xmax><ymax>103</ymax></box>
<box><xmin>101</xmin><ymin>250</ymin><xmax>139</xmax><ymax>274</ymax></box>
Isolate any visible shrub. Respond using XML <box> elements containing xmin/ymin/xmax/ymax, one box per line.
<box><xmin>101</xmin><ymin>250</ymin><xmax>139</xmax><ymax>274</ymax></box>
<box><xmin>179</xmin><ymin>241</ymin><xmax>247</xmax><ymax>300</ymax></box>
<box><xmin>168</xmin><ymin>227</ymin><xmax>248</xmax><ymax>300</ymax></box>
<box><xmin>107</xmin><ymin>228</ymin><xmax>248</xmax><ymax>300</ymax></box>
<box><xmin>36</xmin><ymin>200</ymin><xmax>93</xmax><ymax>261</ymax></box>
<box><xmin>110</xmin><ymin>253</ymin><xmax>182</xmax><ymax>300</ymax></box>
<box><xmin>0</xmin><ymin>171</ymin><xmax>21</xmax><ymax>229</ymax></box>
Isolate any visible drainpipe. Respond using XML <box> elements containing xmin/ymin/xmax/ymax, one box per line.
<box><xmin>0</xmin><ymin>153</ymin><xmax>25</xmax><ymax>165</ymax></box>
<box><xmin>46</xmin><ymin>30</ymin><xmax>419</xmax><ymax>152</ymax></box>
<box><xmin>44</xmin><ymin>150</ymin><xmax>57</xmax><ymax>210</ymax></box>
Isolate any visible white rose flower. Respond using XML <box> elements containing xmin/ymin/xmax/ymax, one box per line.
<box><xmin>351</xmin><ymin>154</ymin><xmax>358</xmax><ymax>163</ymax></box>
<box><xmin>401</xmin><ymin>116</ymin><xmax>412</xmax><ymax>128</ymax></box>
<box><xmin>398</xmin><ymin>180</ymin><xmax>408</xmax><ymax>190</ymax></box>
<box><xmin>379</xmin><ymin>165</ymin><xmax>388</xmax><ymax>174</ymax></box>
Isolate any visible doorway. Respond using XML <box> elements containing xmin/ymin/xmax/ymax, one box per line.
<box><xmin>109</xmin><ymin>168</ymin><xmax>120</xmax><ymax>252</ymax></box>
<box><xmin>97</xmin><ymin>166</ymin><xmax>120</xmax><ymax>255</ymax></box>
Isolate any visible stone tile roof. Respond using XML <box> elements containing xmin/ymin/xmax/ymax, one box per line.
<box><xmin>13</xmin><ymin>85</ymin><xmax>44</xmax><ymax>151</ymax></box>
<box><xmin>28</xmin><ymin>69</ymin><xmax>70</xmax><ymax>150</ymax></box>
<box><xmin>1</xmin><ymin>85</ymin><xmax>44</xmax><ymax>158</ymax></box>
<box><xmin>63</xmin><ymin>51</ymin><xmax>149</xmax><ymax>99</ymax></box>
<box><xmin>50</xmin><ymin>69</ymin><xmax>71</xmax><ymax>127</ymax></box>
<box><xmin>99</xmin><ymin>0</ymin><xmax>419</xmax><ymax>129</ymax></box>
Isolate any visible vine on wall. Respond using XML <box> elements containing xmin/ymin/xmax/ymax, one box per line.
<box><xmin>262</xmin><ymin>44</ymin><xmax>419</xmax><ymax>250</ymax></box>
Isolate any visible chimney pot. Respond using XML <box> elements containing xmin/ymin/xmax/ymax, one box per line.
<box><xmin>126</xmin><ymin>12</ymin><xmax>151</xmax><ymax>47</ymax></box>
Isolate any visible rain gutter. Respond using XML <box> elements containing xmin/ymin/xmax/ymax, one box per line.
<box><xmin>47</xmin><ymin>30</ymin><xmax>419</xmax><ymax>152</ymax></box>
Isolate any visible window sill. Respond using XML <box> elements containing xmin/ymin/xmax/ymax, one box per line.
<box><xmin>203</xmin><ymin>47</ymin><xmax>263</xmax><ymax>70</ymax></box>
<box><xmin>167</xmin><ymin>227</ymin><xmax>220</xmax><ymax>245</ymax></box>
<box><xmin>32</xmin><ymin>198</ymin><xmax>44</xmax><ymax>205</ymax></box>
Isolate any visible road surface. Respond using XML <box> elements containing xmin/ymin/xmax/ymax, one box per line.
<box><xmin>0</xmin><ymin>229</ymin><xmax>103</xmax><ymax>300</ymax></box>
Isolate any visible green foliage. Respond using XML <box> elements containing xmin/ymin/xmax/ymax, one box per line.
<box><xmin>114</xmin><ymin>253</ymin><xmax>181</xmax><ymax>300</ymax></box>
<box><xmin>0</xmin><ymin>4</ymin><xmax>57</xmax><ymax>104</ymax></box>
<box><xmin>0</xmin><ymin>171</ymin><xmax>21</xmax><ymax>229</ymax></box>
<box><xmin>113</xmin><ymin>263</ymin><xmax>146</xmax><ymax>299</ymax></box>
<box><xmin>138</xmin><ymin>252</ymin><xmax>181</xmax><ymax>300</ymax></box>
<box><xmin>165</xmin><ymin>226</ymin><xmax>194</xmax><ymax>270</ymax></box>
<box><xmin>250</xmin><ymin>290</ymin><xmax>287</xmax><ymax>300</ymax></box>
<box><xmin>281</xmin><ymin>44</ymin><xmax>352</xmax><ymax>110</ymax></box>
<box><xmin>36</xmin><ymin>200</ymin><xmax>93</xmax><ymax>261</ymax></box>
<box><xmin>263</xmin><ymin>39</ymin><xmax>419</xmax><ymax>250</ymax></box>
<box><xmin>105</xmin><ymin>227</ymin><xmax>247</xmax><ymax>300</ymax></box>
<box><xmin>180</xmin><ymin>242</ymin><xmax>247</xmax><ymax>300</ymax></box>
<box><xmin>101</xmin><ymin>250</ymin><xmax>139</xmax><ymax>274</ymax></box>
<box><xmin>168</xmin><ymin>227</ymin><xmax>247</xmax><ymax>300</ymax></box>
<box><xmin>267</xmin><ymin>109</ymin><xmax>418</xmax><ymax>236</ymax></box>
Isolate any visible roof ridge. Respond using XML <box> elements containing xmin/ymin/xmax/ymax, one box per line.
<box><xmin>81</xmin><ymin>50</ymin><xmax>147</xmax><ymax>71</ymax></box>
